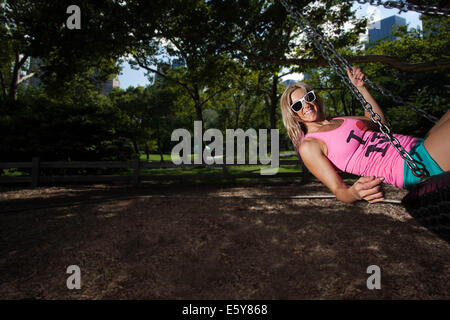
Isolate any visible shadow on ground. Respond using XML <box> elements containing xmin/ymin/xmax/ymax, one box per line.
<box><xmin>0</xmin><ymin>182</ymin><xmax>449</xmax><ymax>299</ymax></box>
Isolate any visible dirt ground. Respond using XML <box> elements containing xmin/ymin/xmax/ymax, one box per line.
<box><xmin>0</xmin><ymin>180</ymin><xmax>449</xmax><ymax>300</ymax></box>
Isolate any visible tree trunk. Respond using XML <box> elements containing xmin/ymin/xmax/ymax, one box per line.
<box><xmin>9</xmin><ymin>53</ymin><xmax>28</xmax><ymax>101</ymax></box>
<box><xmin>351</xmin><ymin>96</ymin><xmax>357</xmax><ymax>115</ymax></box>
<box><xmin>132</xmin><ymin>139</ymin><xmax>140</xmax><ymax>155</ymax></box>
<box><xmin>193</xmin><ymin>84</ymin><xmax>204</xmax><ymax>123</ymax></box>
<box><xmin>0</xmin><ymin>70</ymin><xmax>7</xmax><ymax>100</ymax></box>
<box><xmin>340</xmin><ymin>90</ymin><xmax>349</xmax><ymax>116</ymax></box>
<box><xmin>269</xmin><ymin>75</ymin><xmax>278</xmax><ymax>130</ymax></box>
<box><xmin>193</xmin><ymin>84</ymin><xmax>205</xmax><ymax>155</ymax></box>
<box><xmin>328</xmin><ymin>91</ymin><xmax>338</xmax><ymax>116</ymax></box>
<box><xmin>234</xmin><ymin>94</ymin><xmax>240</xmax><ymax>128</ymax></box>
<box><xmin>145</xmin><ymin>144</ymin><xmax>149</xmax><ymax>161</ymax></box>
<box><xmin>156</xmin><ymin>124</ymin><xmax>163</xmax><ymax>162</ymax></box>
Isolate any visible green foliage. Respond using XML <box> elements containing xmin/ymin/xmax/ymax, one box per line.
<box><xmin>0</xmin><ymin>0</ymin><xmax>136</xmax><ymax>100</ymax></box>
<box><xmin>306</xmin><ymin>15</ymin><xmax>448</xmax><ymax>138</ymax></box>
<box><xmin>1</xmin><ymin>0</ymin><xmax>448</xmax><ymax>167</ymax></box>
<box><xmin>0</xmin><ymin>83</ymin><xmax>134</xmax><ymax>162</ymax></box>
<box><xmin>362</xmin><ymin>15</ymin><xmax>449</xmax><ymax>136</ymax></box>
<box><xmin>110</xmin><ymin>83</ymin><xmax>181</xmax><ymax>155</ymax></box>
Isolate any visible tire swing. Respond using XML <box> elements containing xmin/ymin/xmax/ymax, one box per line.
<box><xmin>280</xmin><ymin>0</ymin><xmax>450</xmax><ymax>241</ymax></box>
<box><xmin>402</xmin><ymin>171</ymin><xmax>450</xmax><ymax>242</ymax></box>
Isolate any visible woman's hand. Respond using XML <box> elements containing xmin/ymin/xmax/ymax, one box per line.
<box><xmin>346</xmin><ymin>65</ymin><xmax>366</xmax><ymax>88</ymax></box>
<box><xmin>349</xmin><ymin>176</ymin><xmax>385</xmax><ymax>204</ymax></box>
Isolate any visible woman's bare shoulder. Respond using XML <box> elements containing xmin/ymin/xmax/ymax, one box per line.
<box><xmin>298</xmin><ymin>137</ymin><xmax>326</xmax><ymax>157</ymax></box>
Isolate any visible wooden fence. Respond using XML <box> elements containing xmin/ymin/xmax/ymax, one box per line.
<box><xmin>0</xmin><ymin>157</ymin><xmax>303</xmax><ymax>187</ymax></box>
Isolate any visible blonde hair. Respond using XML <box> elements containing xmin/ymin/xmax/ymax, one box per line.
<box><xmin>280</xmin><ymin>82</ymin><xmax>325</xmax><ymax>151</ymax></box>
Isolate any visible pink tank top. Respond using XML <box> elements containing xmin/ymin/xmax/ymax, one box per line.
<box><xmin>304</xmin><ymin>117</ymin><xmax>419</xmax><ymax>188</ymax></box>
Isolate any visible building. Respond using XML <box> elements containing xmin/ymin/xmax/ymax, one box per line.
<box><xmin>99</xmin><ymin>76</ymin><xmax>120</xmax><ymax>95</ymax></box>
<box><xmin>366</xmin><ymin>15</ymin><xmax>406</xmax><ymax>48</ymax></box>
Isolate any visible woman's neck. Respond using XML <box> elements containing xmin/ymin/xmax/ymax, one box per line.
<box><xmin>304</xmin><ymin>118</ymin><xmax>332</xmax><ymax>133</ymax></box>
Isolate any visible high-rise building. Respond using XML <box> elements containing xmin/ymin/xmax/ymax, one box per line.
<box><xmin>366</xmin><ymin>15</ymin><xmax>406</xmax><ymax>48</ymax></box>
<box><xmin>99</xmin><ymin>76</ymin><xmax>121</xmax><ymax>95</ymax></box>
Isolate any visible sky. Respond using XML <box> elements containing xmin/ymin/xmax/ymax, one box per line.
<box><xmin>117</xmin><ymin>2</ymin><xmax>422</xmax><ymax>89</ymax></box>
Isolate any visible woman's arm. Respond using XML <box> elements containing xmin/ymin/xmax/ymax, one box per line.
<box><xmin>346</xmin><ymin>66</ymin><xmax>389</xmax><ymax>126</ymax></box>
<box><xmin>299</xmin><ymin>139</ymin><xmax>385</xmax><ymax>204</ymax></box>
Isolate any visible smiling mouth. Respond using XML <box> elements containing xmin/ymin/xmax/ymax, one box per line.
<box><xmin>304</xmin><ymin>109</ymin><xmax>313</xmax><ymax>116</ymax></box>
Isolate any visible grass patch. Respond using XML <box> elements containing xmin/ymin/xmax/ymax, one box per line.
<box><xmin>1</xmin><ymin>168</ymin><xmax>30</xmax><ymax>177</ymax></box>
<box><xmin>140</xmin><ymin>152</ymin><xmax>299</xmax><ymax>162</ymax></box>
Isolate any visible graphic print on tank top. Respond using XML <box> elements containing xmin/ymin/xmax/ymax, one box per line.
<box><xmin>346</xmin><ymin>120</ymin><xmax>391</xmax><ymax>158</ymax></box>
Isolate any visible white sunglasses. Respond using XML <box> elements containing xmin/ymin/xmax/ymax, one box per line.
<box><xmin>290</xmin><ymin>90</ymin><xmax>316</xmax><ymax>113</ymax></box>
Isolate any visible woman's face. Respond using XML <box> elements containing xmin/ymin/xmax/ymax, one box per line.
<box><xmin>290</xmin><ymin>88</ymin><xmax>323</xmax><ymax>123</ymax></box>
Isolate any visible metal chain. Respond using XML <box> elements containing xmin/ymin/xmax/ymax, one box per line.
<box><xmin>349</xmin><ymin>0</ymin><xmax>450</xmax><ymax>17</ymax></box>
<box><xmin>280</xmin><ymin>0</ymin><xmax>427</xmax><ymax>178</ymax></box>
<box><xmin>348</xmin><ymin>1</ymin><xmax>443</xmax><ymax>122</ymax></box>
<box><xmin>286</xmin><ymin>1</ymin><xmax>439</xmax><ymax>123</ymax></box>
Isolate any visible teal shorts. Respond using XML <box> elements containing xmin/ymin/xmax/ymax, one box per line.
<box><xmin>403</xmin><ymin>138</ymin><xmax>444</xmax><ymax>190</ymax></box>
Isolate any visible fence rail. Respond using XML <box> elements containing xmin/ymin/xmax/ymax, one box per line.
<box><xmin>0</xmin><ymin>157</ymin><xmax>302</xmax><ymax>187</ymax></box>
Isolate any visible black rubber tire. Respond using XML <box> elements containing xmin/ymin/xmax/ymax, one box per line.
<box><xmin>402</xmin><ymin>171</ymin><xmax>450</xmax><ymax>242</ymax></box>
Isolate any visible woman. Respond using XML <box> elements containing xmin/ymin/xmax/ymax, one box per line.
<box><xmin>280</xmin><ymin>66</ymin><xmax>449</xmax><ymax>204</ymax></box>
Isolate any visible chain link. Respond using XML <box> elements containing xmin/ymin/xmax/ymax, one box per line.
<box><xmin>350</xmin><ymin>0</ymin><xmax>450</xmax><ymax>17</ymax></box>
<box><xmin>284</xmin><ymin>2</ymin><xmax>439</xmax><ymax>123</ymax></box>
<box><xmin>350</xmin><ymin>1</ymin><xmax>445</xmax><ymax>122</ymax></box>
<box><xmin>280</xmin><ymin>0</ymin><xmax>427</xmax><ymax>178</ymax></box>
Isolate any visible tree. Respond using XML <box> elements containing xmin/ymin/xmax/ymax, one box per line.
<box><xmin>0</xmin><ymin>0</ymin><xmax>136</xmax><ymax>101</ymax></box>
<box><xmin>0</xmin><ymin>79</ymin><xmax>134</xmax><ymax>162</ymax></box>
<box><xmin>110</xmin><ymin>83</ymin><xmax>179</xmax><ymax>162</ymax></box>
<box><xmin>129</xmin><ymin>0</ymin><xmax>241</xmax><ymax>130</ymax></box>
<box><xmin>302</xmin><ymin>13</ymin><xmax>448</xmax><ymax>138</ymax></box>
<box><xmin>360</xmin><ymin>15</ymin><xmax>449</xmax><ymax>137</ymax></box>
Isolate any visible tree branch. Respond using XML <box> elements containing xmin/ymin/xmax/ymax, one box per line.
<box><xmin>153</xmin><ymin>26</ymin><xmax>448</xmax><ymax>73</ymax></box>
<box><xmin>133</xmin><ymin>55</ymin><xmax>195</xmax><ymax>101</ymax></box>
<box><xmin>17</xmin><ymin>54</ymin><xmax>29</xmax><ymax>69</ymax></box>
<box><xmin>245</xmin><ymin>54</ymin><xmax>450</xmax><ymax>73</ymax></box>
<box><xmin>279</xmin><ymin>71</ymin><xmax>294</xmax><ymax>78</ymax></box>
<box><xmin>199</xmin><ymin>86</ymin><xmax>231</xmax><ymax>107</ymax></box>
<box><xmin>17</xmin><ymin>71</ymin><xmax>37</xmax><ymax>84</ymax></box>
<box><xmin>9</xmin><ymin>53</ymin><xmax>29</xmax><ymax>100</ymax></box>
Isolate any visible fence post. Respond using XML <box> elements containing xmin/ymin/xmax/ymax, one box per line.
<box><xmin>32</xmin><ymin>157</ymin><xmax>40</xmax><ymax>187</ymax></box>
<box><xmin>222</xmin><ymin>162</ymin><xmax>228</xmax><ymax>178</ymax></box>
<box><xmin>132</xmin><ymin>157</ymin><xmax>141</xmax><ymax>186</ymax></box>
